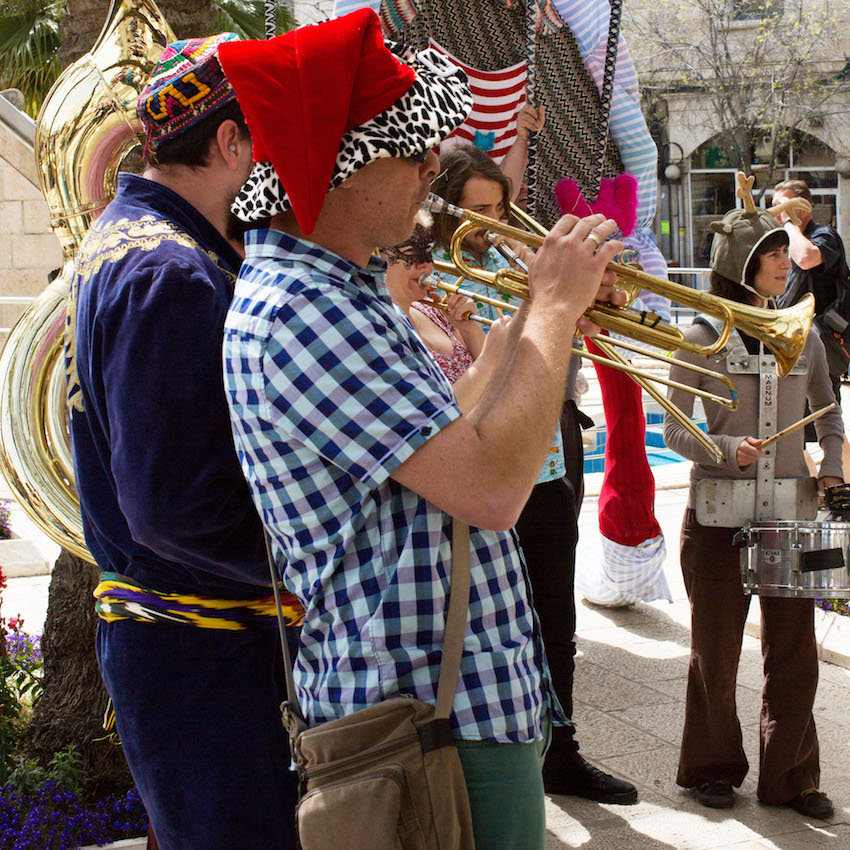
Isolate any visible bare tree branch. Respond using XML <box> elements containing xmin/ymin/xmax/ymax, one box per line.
<box><xmin>624</xmin><ymin>0</ymin><xmax>848</xmax><ymax>195</ymax></box>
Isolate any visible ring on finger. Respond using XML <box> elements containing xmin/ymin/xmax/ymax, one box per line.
<box><xmin>587</xmin><ymin>232</ymin><xmax>603</xmax><ymax>248</ymax></box>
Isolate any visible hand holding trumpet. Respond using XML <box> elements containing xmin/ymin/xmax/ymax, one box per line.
<box><xmin>485</xmin><ymin>214</ymin><xmax>627</xmax><ymax>336</ymax></box>
<box><xmin>441</xmin><ymin>292</ymin><xmax>479</xmax><ymax>326</ymax></box>
<box><xmin>527</xmin><ymin>213</ymin><xmax>626</xmax><ymax>336</ymax></box>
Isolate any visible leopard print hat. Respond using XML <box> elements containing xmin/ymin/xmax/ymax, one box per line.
<box><xmin>231</xmin><ymin>45</ymin><xmax>472</xmax><ymax>224</ymax></box>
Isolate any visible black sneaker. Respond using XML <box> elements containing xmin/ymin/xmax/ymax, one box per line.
<box><xmin>694</xmin><ymin>780</ymin><xmax>735</xmax><ymax>809</ymax></box>
<box><xmin>788</xmin><ymin>789</ymin><xmax>833</xmax><ymax>819</ymax></box>
<box><xmin>543</xmin><ymin>755</ymin><xmax>638</xmax><ymax>804</ymax></box>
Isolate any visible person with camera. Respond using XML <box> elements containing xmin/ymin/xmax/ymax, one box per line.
<box><xmin>774</xmin><ymin>179</ymin><xmax>850</xmax><ymax>403</ymax></box>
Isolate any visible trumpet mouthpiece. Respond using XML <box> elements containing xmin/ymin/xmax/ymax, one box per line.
<box><xmin>418</xmin><ymin>273</ymin><xmax>438</xmax><ymax>295</ymax></box>
<box><xmin>421</xmin><ymin>194</ymin><xmax>463</xmax><ymax>218</ymax></box>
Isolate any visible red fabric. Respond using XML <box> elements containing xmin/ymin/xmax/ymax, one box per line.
<box><xmin>218</xmin><ymin>9</ymin><xmax>415</xmax><ymax>233</ymax></box>
<box><xmin>553</xmin><ymin>174</ymin><xmax>638</xmax><ymax>237</ymax></box>
<box><xmin>586</xmin><ymin>335</ymin><xmax>661</xmax><ymax>547</ymax></box>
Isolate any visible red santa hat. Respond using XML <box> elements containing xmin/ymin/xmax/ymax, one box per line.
<box><xmin>218</xmin><ymin>9</ymin><xmax>472</xmax><ymax>233</ymax></box>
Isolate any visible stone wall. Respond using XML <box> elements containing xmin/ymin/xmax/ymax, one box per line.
<box><xmin>0</xmin><ymin>93</ymin><xmax>62</xmax><ymax>346</ymax></box>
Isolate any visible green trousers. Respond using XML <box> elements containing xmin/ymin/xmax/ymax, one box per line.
<box><xmin>456</xmin><ymin>718</ymin><xmax>551</xmax><ymax>850</ymax></box>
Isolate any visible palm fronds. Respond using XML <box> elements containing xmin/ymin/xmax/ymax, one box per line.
<box><xmin>215</xmin><ymin>0</ymin><xmax>295</xmax><ymax>40</ymax></box>
<box><xmin>0</xmin><ymin>0</ymin><xmax>64</xmax><ymax>117</ymax></box>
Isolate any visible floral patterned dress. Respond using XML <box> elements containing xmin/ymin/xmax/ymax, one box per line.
<box><xmin>410</xmin><ymin>302</ymin><xmax>474</xmax><ymax>384</ymax></box>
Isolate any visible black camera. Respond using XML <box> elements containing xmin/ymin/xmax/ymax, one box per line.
<box><xmin>821</xmin><ymin>306</ymin><xmax>849</xmax><ymax>336</ymax></box>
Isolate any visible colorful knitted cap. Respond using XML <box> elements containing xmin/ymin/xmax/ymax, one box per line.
<box><xmin>137</xmin><ymin>33</ymin><xmax>240</xmax><ymax>157</ymax></box>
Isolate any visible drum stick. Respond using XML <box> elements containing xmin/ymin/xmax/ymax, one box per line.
<box><xmin>759</xmin><ymin>403</ymin><xmax>837</xmax><ymax>449</ymax></box>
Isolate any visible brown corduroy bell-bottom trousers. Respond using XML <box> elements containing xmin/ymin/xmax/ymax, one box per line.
<box><xmin>676</xmin><ymin>509</ymin><xmax>820</xmax><ymax>804</ymax></box>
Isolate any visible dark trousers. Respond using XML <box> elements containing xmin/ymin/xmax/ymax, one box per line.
<box><xmin>677</xmin><ymin>510</ymin><xmax>820</xmax><ymax>803</ymax></box>
<box><xmin>515</xmin><ymin>402</ymin><xmax>584</xmax><ymax>758</ymax></box>
<box><xmin>98</xmin><ymin>619</ymin><xmax>298</xmax><ymax>849</ymax></box>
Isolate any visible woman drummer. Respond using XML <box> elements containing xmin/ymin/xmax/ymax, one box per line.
<box><xmin>664</xmin><ymin>203</ymin><xmax>843</xmax><ymax>817</ymax></box>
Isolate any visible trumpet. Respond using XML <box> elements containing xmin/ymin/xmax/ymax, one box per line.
<box><xmin>422</xmin><ymin>194</ymin><xmax>814</xmax><ymax>379</ymax></box>
<box><xmin>420</xmin><ymin>274</ymin><xmax>740</xmax><ymax>464</ymax></box>
<box><xmin>486</xmin><ymin>233</ymin><xmax>528</xmax><ymax>272</ymax></box>
<box><xmin>421</xmin><ymin>194</ymin><xmax>816</xmax><ymax>464</ymax></box>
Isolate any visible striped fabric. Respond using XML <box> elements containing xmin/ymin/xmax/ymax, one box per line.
<box><xmin>335</xmin><ymin>0</ymin><xmax>563</xmax><ymax>36</ymax></box>
<box><xmin>333</xmin><ymin>1</ymin><xmax>526</xmax><ymax>162</ymax></box>
<box><xmin>334</xmin><ymin>0</ymin><xmax>671</xmax><ymax>320</ymax></box>
<box><xmin>432</xmin><ymin>42</ymin><xmax>526</xmax><ymax>162</ymax></box>
<box><xmin>94</xmin><ymin>572</ymin><xmax>305</xmax><ymax>630</ymax></box>
<box><xmin>501</xmin><ymin>0</ymin><xmax>564</xmax><ymax>34</ymax></box>
<box><xmin>551</xmin><ymin>0</ymin><xmax>670</xmax><ymax>319</ymax></box>
<box><xmin>576</xmin><ymin>534</ymin><xmax>672</xmax><ymax>606</ymax></box>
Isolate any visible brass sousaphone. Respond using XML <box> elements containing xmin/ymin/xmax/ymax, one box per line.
<box><xmin>0</xmin><ymin>0</ymin><xmax>175</xmax><ymax>561</ymax></box>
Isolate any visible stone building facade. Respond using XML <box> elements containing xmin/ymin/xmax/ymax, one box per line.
<box><xmin>621</xmin><ymin>1</ymin><xmax>850</xmax><ymax>268</ymax></box>
<box><xmin>0</xmin><ymin>92</ymin><xmax>62</xmax><ymax>345</ymax></box>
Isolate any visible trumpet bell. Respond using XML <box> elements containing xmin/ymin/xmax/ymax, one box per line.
<box><xmin>736</xmin><ymin>292</ymin><xmax>814</xmax><ymax>379</ymax></box>
<box><xmin>609</xmin><ymin>261</ymin><xmax>813</xmax><ymax>378</ymax></box>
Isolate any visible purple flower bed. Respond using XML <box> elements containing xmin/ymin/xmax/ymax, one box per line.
<box><xmin>0</xmin><ymin>621</ymin><xmax>147</xmax><ymax>848</ymax></box>
<box><xmin>0</xmin><ymin>781</ymin><xmax>146</xmax><ymax>850</ymax></box>
<box><xmin>816</xmin><ymin>598</ymin><xmax>850</xmax><ymax>617</ymax></box>
<box><xmin>0</xmin><ymin>500</ymin><xmax>11</xmax><ymax>541</ymax></box>
<box><xmin>5</xmin><ymin>627</ymin><xmax>42</xmax><ymax>667</ymax></box>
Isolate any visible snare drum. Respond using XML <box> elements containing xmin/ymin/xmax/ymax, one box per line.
<box><xmin>736</xmin><ymin>520</ymin><xmax>850</xmax><ymax>598</ymax></box>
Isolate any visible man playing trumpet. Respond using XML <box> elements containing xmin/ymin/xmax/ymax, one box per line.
<box><xmin>218</xmin><ymin>9</ymin><xmax>625</xmax><ymax>847</ymax></box>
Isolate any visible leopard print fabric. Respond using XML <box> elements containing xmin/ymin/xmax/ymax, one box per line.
<box><xmin>231</xmin><ymin>48</ymin><xmax>472</xmax><ymax>223</ymax></box>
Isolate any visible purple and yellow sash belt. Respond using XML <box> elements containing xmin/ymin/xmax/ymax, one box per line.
<box><xmin>94</xmin><ymin>571</ymin><xmax>304</xmax><ymax>629</ymax></box>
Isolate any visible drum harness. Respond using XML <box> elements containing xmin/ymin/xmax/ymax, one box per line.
<box><xmin>693</xmin><ymin>320</ymin><xmax>850</xmax><ymax>589</ymax></box>
<box><xmin>694</xmin><ymin>316</ymin><xmax>816</xmax><ymax>527</ymax></box>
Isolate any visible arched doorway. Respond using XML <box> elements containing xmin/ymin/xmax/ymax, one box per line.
<box><xmin>683</xmin><ymin>130</ymin><xmax>840</xmax><ymax>268</ymax></box>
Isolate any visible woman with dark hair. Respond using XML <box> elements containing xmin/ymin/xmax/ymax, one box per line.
<box><xmin>664</xmin><ymin>207</ymin><xmax>844</xmax><ymax>818</ymax></box>
<box><xmin>430</xmin><ymin>144</ymin><xmax>514</xmax><ymax>261</ymax></box>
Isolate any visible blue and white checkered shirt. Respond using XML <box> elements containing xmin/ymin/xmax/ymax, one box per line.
<box><xmin>223</xmin><ymin>228</ymin><xmax>560</xmax><ymax>743</ymax></box>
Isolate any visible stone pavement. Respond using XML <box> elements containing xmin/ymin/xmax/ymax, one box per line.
<box><xmin>5</xmin><ymin>472</ymin><xmax>849</xmax><ymax>848</ymax></box>
<box><xmin>543</xmin><ymin>476</ymin><xmax>850</xmax><ymax>849</ymax></box>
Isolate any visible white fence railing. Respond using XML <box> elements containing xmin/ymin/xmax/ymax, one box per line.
<box><xmin>665</xmin><ymin>267</ymin><xmax>711</xmax><ymax>326</ymax></box>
